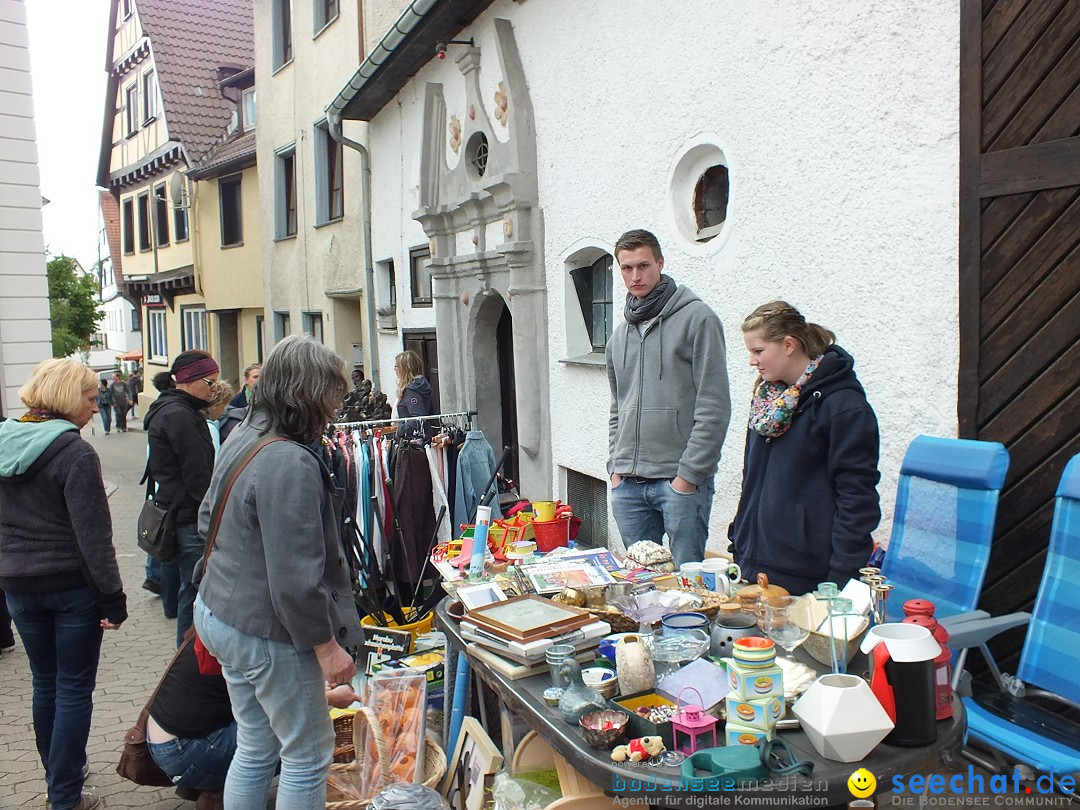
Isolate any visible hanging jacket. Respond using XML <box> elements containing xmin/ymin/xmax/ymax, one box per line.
<box><xmin>728</xmin><ymin>345</ymin><xmax>880</xmax><ymax>595</ymax></box>
<box><xmin>453</xmin><ymin>431</ymin><xmax>503</xmax><ymax>527</ymax></box>
<box><xmin>144</xmin><ymin>388</ymin><xmax>215</xmax><ymax>525</ymax></box>
<box><xmin>606</xmin><ymin>284</ymin><xmax>731</xmax><ymax>485</ymax></box>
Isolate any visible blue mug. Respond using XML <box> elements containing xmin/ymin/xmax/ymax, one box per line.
<box><xmin>661</xmin><ymin>611</ymin><xmax>710</xmax><ymax>637</ymax></box>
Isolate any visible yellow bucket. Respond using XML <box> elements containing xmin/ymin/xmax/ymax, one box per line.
<box><xmin>360</xmin><ymin>609</ymin><xmax>434</xmax><ymax>644</ymax></box>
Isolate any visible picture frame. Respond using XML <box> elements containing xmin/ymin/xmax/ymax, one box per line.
<box><xmin>456</xmin><ymin>582</ymin><xmax>508</xmax><ymax>612</ymax></box>
<box><xmin>464</xmin><ymin>594</ymin><xmax>594</xmax><ymax>643</ymax></box>
<box><xmin>441</xmin><ymin>717</ymin><xmax>503</xmax><ymax>810</ymax></box>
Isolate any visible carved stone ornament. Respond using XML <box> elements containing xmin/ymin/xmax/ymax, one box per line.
<box><xmin>494</xmin><ymin>81</ymin><xmax>509</xmax><ymax>126</ymax></box>
<box><xmin>449</xmin><ymin>115</ymin><xmax>462</xmax><ymax>154</ymax></box>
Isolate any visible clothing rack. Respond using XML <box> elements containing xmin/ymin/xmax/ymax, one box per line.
<box><xmin>331</xmin><ymin>410</ymin><xmax>477</xmax><ymax>431</ymax></box>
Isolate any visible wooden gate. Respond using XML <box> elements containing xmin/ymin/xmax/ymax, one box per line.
<box><xmin>959</xmin><ymin>0</ymin><xmax>1080</xmax><ymax>668</ymax></box>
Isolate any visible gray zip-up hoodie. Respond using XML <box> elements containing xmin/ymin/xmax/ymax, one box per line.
<box><xmin>606</xmin><ymin>284</ymin><xmax>731</xmax><ymax>485</ymax></box>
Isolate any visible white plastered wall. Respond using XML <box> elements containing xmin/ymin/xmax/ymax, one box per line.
<box><xmin>365</xmin><ymin>0</ymin><xmax>961</xmax><ymax>550</ymax></box>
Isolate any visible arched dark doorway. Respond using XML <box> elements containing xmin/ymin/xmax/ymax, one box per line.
<box><xmin>473</xmin><ymin>293</ymin><xmax>519</xmax><ymax>486</ymax></box>
<box><xmin>497</xmin><ymin>303</ymin><xmax>518</xmax><ymax>484</ymax></box>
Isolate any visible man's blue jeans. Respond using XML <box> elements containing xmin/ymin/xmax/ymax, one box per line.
<box><xmin>610</xmin><ymin>476</ymin><xmax>715</xmax><ymax>568</ymax></box>
<box><xmin>194</xmin><ymin>596</ymin><xmax>334</xmax><ymax>810</ymax></box>
<box><xmin>149</xmin><ymin>722</ymin><xmax>237</xmax><ymax>790</ymax></box>
<box><xmin>98</xmin><ymin>405</ymin><xmax>112</xmax><ymax>434</ymax></box>
<box><xmin>160</xmin><ymin>522</ymin><xmax>204</xmax><ymax>647</ymax></box>
<box><xmin>6</xmin><ymin>586</ymin><xmax>103</xmax><ymax>810</ymax></box>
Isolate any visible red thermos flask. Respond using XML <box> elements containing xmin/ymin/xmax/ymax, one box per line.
<box><xmin>902</xmin><ymin>599</ymin><xmax>954</xmax><ymax>720</ymax></box>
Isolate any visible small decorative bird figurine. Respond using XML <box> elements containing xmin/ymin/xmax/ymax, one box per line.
<box><xmin>558</xmin><ymin>659</ymin><xmax>608</xmax><ymax>724</ymax></box>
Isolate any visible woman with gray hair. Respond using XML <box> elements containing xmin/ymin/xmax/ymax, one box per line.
<box><xmin>193</xmin><ymin>336</ymin><xmax>360</xmax><ymax>809</ymax></box>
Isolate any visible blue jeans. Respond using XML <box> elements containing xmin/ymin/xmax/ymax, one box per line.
<box><xmin>160</xmin><ymin>522</ymin><xmax>204</xmax><ymax>646</ymax></box>
<box><xmin>6</xmin><ymin>587</ymin><xmax>103</xmax><ymax>810</ymax></box>
<box><xmin>194</xmin><ymin>597</ymin><xmax>334</xmax><ymax>810</ymax></box>
<box><xmin>610</xmin><ymin>476</ymin><xmax>715</xmax><ymax>568</ymax></box>
<box><xmin>145</xmin><ymin>555</ymin><xmax>161</xmax><ymax>585</ymax></box>
<box><xmin>149</xmin><ymin>722</ymin><xmax>237</xmax><ymax>790</ymax></box>
<box><xmin>99</xmin><ymin>405</ymin><xmax>112</xmax><ymax>434</ymax></box>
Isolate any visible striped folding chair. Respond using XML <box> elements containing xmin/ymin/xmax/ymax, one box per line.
<box><xmin>947</xmin><ymin>453</ymin><xmax>1080</xmax><ymax>782</ymax></box>
<box><xmin>880</xmin><ymin>435</ymin><xmax>1010</xmax><ymax>622</ymax></box>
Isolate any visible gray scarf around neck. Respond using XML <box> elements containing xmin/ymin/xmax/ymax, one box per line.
<box><xmin>624</xmin><ymin>274</ymin><xmax>677</xmax><ymax>325</ymax></box>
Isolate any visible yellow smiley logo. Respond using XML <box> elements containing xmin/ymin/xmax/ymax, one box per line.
<box><xmin>848</xmin><ymin>768</ymin><xmax>876</xmax><ymax>798</ymax></box>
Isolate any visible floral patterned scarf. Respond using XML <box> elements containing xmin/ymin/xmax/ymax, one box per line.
<box><xmin>748</xmin><ymin>356</ymin><xmax>823</xmax><ymax>438</ymax></box>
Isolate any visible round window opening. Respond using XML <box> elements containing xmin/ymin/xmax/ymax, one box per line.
<box><xmin>668</xmin><ymin>139</ymin><xmax>732</xmax><ymax>252</ymax></box>
<box><xmin>693</xmin><ymin>165</ymin><xmax>729</xmax><ymax>242</ymax></box>
<box><xmin>466</xmin><ymin>131</ymin><xmax>489</xmax><ymax>178</ymax></box>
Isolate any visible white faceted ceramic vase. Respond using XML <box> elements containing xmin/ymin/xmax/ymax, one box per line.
<box><xmin>791</xmin><ymin>673</ymin><xmax>895</xmax><ymax>763</ymax></box>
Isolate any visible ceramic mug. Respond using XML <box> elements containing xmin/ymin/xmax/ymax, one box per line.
<box><xmin>701</xmin><ymin>559</ymin><xmax>742</xmax><ymax>596</ymax></box>
<box><xmin>533</xmin><ymin>501</ymin><xmax>557</xmax><ymax>521</ymax></box>
<box><xmin>679</xmin><ymin>562</ymin><xmax>705</xmax><ymax>589</ymax></box>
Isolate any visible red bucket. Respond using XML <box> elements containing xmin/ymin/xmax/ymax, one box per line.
<box><xmin>533</xmin><ymin>516</ymin><xmax>571</xmax><ymax>552</ymax></box>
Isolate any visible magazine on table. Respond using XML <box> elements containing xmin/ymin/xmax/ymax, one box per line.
<box><xmin>551</xmin><ymin>548</ymin><xmax>625</xmax><ymax>574</ymax></box>
<box><xmin>519</xmin><ymin>558</ymin><xmax>616</xmax><ymax>594</ymax></box>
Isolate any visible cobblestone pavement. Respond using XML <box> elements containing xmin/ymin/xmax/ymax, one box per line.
<box><xmin>0</xmin><ymin>420</ymin><xmax>190</xmax><ymax>810</ymax></box>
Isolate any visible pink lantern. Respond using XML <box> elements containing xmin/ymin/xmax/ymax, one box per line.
<box><xmin>672</xmin><ymin>687</ymin><xmax>718</xmax><ymax>754</ymax></box>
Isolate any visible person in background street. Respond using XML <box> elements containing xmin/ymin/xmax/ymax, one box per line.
<box><xmin>96</xmin><ymin>380</ymin><xmax>113</xmax><ymax>435</ymax></box>
<box><xmin>128</xmin><ymin>367</ymin><xmax>143</xmax><ymax>418</ymax></box>
<box><xmin>729</xmin><ymin>301</ymin><xmax>880</xmax><ymax>594</ymax></box>
<box><xmin>109</xmin><ymin>372</ymin><xmax>132</xmax><ymax>433</ymax></box>
<box><xmin>606</xmin><ymin>229</ymin><xmax>731</xmax><ymax>568</ymax></box>
<box><xmin>394</xmin><ymin>350</ymin><xmax>433</xmax><ymax>421</ymax></box>
<box><xmin>394</xmin><ymin>350</ymin><xmax>433</xmax><ymax>440</ymax></box>
<box><xmin>201</xmin><ymin>380</ymin><xmax>234</xmax><ymax>454</ymax></box>
<box><xmin>228</xmin><ymin>363</ymin><xmax>260</xmax><ymax>409</ymax></box>
<box><xmin>143</xmin><ymin>364</ymin><xmax>179</xmax><ymax>598</ymax></box>
<box><xmin>0</xmin><ymin>358</ymin><xmax>128</xmax><ymax>810</ymax></box>
<box><xmin>144</xmin><ymin>350</ymin><xmax>220</xmax><ymax>647</ymax></box>
<box><xmin>194</xmin><ymin>336</ymin><xmax>360</xmax><ymax>810</ymax></box>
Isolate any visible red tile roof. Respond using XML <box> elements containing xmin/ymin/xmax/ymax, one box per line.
<box><xmin>99</xmin><ymin>190</ymin><xmax>124</xmax><ymax>281</ymax></box>
<box><xmin>137</xmin><ymin>0</ymin><xmax>254</xmax><ymax>164</ymax></box>
<box><xmin>188</xmin><ymin>130</ymin><xmax>257</xmax><ymax>180</ymax></box>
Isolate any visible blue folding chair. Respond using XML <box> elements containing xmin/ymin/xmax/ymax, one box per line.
<box><xmin>946</xmin><ymin>453</ymin><xmax>1080</xmax><ymax>782</ymax></box>
<box><xmin>880</xmin><ymin>435</ymin><xmax>1010</xmax><ymax>622</ymax></box>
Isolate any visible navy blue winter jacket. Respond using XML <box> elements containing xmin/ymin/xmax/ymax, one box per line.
<box><xmin>397</xmin><ymin>376</ymin><xmax>433</xmax><ymax>419</ymax></box>
<box><xmin>728</xmin><ymin>346</ymin><xmax>880</xmax><ymax>595</ymax></box>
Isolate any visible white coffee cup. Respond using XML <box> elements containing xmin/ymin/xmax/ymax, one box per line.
<box><xmin>679</xmin><ymin>562</ymin><xmax>704</xmax><ymax>589</ymax></box>
<box><xmin>701</xmin><ymin>558</ymin><xmax>742</xmax><ymax>596</ymax></box>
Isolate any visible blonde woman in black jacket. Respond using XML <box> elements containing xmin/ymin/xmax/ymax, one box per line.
<box><xmin>729</xmin><ymin>302</ymin><xmax>881</xmax><ymax>595</ymax></box>
<box><xmin>0</xmin><ymin>359</ymin><xmax>126</xmax><ymax>810</ymax></box>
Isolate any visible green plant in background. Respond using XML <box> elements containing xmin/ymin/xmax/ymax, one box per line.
<box><xmin>47</xmin><ymin>253</ymin><xmax>103</xmax><ymax>358</ymax></box>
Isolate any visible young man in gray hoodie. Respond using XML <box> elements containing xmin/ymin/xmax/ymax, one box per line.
<box><xmin>606</xmin><ymin>229</ymin><xmax>731</xmax><ymax>567</ymax></box>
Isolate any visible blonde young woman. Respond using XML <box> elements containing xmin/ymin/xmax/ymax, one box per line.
<box><xmin>0</xmin><ymin>359</ymin><xmax>127</xmax><ymax>810</ymax></box>
<box><xmin>394</xmin><ymin>349</ymin><xmax>433</xmax><ymax>420</ymax></box>
<box><xmin>728</xmin><ymin>302</ymin><xmax>881</xmax><ymax>595</ymax></box>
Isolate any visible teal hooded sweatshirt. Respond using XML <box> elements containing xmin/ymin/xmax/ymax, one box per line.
<box><xmin>0</xmin><ymin>418</ymin><xmax>78</xmax><ymax>476</ymax></box>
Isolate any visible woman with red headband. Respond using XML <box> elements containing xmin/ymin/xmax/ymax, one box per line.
<box><xmin>144</xmin><ymin>350</ymin><xmax>220</xmax><ymax>647</ymax></box>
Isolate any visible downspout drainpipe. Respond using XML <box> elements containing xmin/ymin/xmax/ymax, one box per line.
<box><xmin>325</xmin><ymin>0</ymin><xmax>440</xmax><ymax>392</ymax></box>
<box><xmin>327</xmin><ymin>116</ymin><xmax>380</xmax><ymax>392</ymax></box>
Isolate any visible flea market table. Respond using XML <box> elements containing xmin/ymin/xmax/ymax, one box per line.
<box><xmin>435</xmin><ymin>598</ymin><xmax>966</xmax><ymax>808</ymax></box>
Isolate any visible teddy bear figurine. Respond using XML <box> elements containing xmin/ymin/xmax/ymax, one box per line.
<box><xmin>610</xmin><ymin>735</ymin><xmax>665</xmax><ymax>763</ymax></box>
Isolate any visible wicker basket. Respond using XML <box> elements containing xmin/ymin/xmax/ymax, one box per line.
<box><xmin>326</xmin><ymin>706</ymin><xmax>447</xmax><ymax>809</ymax></box>
<box><xmin>332</xmin><ymin>713</ymin><xmax>355</xmax><ymax>764</ymax></box>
